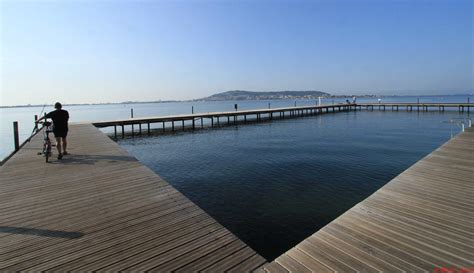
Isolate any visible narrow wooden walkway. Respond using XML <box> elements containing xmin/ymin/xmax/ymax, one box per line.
<box><xmin>0</xmin><ymin>123</ymin><xmax>266</xmax><ymax>272</ymax></box>
<box><xmin>261</xmin><ymin>127</ymin><xmax>474</xmax><ymax>272</ymax></box>
<box><xmin>92</xmin><ymin>104</ymin><xmax>355</xmax><ymax>138</ymax></box>
<box><xmin>357</xmin><ymin>102</ymin><xmax>473</xmax><ymax>112</ymax></box>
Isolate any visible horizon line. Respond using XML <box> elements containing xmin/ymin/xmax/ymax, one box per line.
<box><xmin>1</xmin><ymin>93</ymin><xmax>473</xmax><ymax>108</ymax></box>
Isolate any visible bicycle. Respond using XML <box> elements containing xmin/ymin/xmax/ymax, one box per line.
<box><xmin>37</xmin><ymin>120</ymin><xmax>54</xmax><ymax>162</ymax></box>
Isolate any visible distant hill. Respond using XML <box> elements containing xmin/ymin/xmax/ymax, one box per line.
<box><xmin>198</xmin><ymin>90</ymin><xmax>331</xmax><ymax>101</ymax></box>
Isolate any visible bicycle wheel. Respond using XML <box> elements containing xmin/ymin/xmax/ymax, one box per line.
<box><xmin>45</xmin><ymin>141</ymin><xmax>51</xmax><ymax>163</ymax></box>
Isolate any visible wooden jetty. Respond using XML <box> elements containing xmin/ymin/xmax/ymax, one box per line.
<box><xmin>92</xmin><ymin>104</ymin><xmax>355</xmax><ymax>138</ymax></box>
<box><xmin>0</xmin><ymin>123</ymin><xmax>267</xmax><ymax>271</ymax></box>
<box><xmin>91</xmin><ymin>103</ymin><xmax>473</xmax><ymax>139</ymax></box>
<box><xmin>357</xmin><ymin>102</ymin><xmax>472</xmax><ymax>112</ymax></box>
<box><xmin>261</xmin><ymin>127</ymin><xmax>474</xmax><ymax>272</ymax></box>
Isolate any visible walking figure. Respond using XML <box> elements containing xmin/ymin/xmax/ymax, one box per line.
<box><xmin>37</xmin><ymin>102</ymin><xmax>69</xmax><ymax>160</ymax></box>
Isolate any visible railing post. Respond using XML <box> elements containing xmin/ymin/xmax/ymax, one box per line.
<box><xmin>13</xmin><ymin>121</ymin><xmax>19</xmax><ymax>151</ymax></box>
<box><xmin>192</xmin><ymin>106</ymin><xmax>194</xmax><ymax>114</ymax></box>
<box><xmin>131</xmin><ymin>108</ymin><xmax>134</xmax><ymax>134</ymax></box>
<box><xmin>34</xmin><ymin>115</ymin><xmax>38</xmax><ymax>132</ymax></box>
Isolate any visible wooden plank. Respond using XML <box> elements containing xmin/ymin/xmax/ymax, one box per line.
<box><xmin>201</xmin><ymin>246</ymin><xmax>259</xmax><ymax>272</ymax></box>
<box><xmin>286</xmin><ymin>248</ymin><xmax>333</xmax><ymax>273</ymax></box>
<box><xmin>113</xmin><ymin>227</ymin><xmax>230</xmax><ymax>271</ymax></box>
<box><xmin>174</xmin><ymin>240</ymin><xmax>250</xmax><ymax>272</ymax></box>
<box><xmin>297</xmin><ymin>240</ymin><xmax>357</xmax><ymax>272</ymax></box>
<box><xmin>316</xmin><ymin>230</ymin><xmax>404</xmax><ymax>272</ymax></box>
<box><xmin>275</xmin><ymin>254</ymin><xmax>311</xmax><ymax>273</ymax></box>
<box><xmin>306</xmin><ymin>235</ymin><xmax>379</xmax><ymax>273</ymax></box>
<box><xmin>350</xmin><ymin>206</ymin><xmax>473</xmax><ymax>257</ymax></box>
<box><xmin>262</xmin><ymin>262</ymin><xmax>290</xmax><ymax>273</ymax></box>
<box><xmin>227</xmin><ymin>254</ymin><xmax>268</xmax><ymax>273</ymax></box>
<box><xmin>151</xmin><ymin>233</ymin><xmax>237</xmax><ymax>271</ymax></box>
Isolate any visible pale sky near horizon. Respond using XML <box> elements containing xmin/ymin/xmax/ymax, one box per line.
<box><xmin>0</xmin><ymin>0</ymin><xmax>472</xmax><ymax>106</ymax></box>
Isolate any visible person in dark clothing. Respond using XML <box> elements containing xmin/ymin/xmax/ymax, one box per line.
<box><xmin>37</xmin><ymin>102</ymin><xmax>69</xmax><ymax>159</ymax></box>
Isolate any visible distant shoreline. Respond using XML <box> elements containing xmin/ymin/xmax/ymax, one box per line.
<box><xmin>1</xmin><ymin>94</ymin><xmax>472</xmax><ymax>108</ymax></box>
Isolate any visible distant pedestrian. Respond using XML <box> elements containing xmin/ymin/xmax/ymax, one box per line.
<box><xmin>346</xmin><ymin>99</ymin><xmax>350</xmax><ymax>104</ymax></box>
<box><xmin>37</xmin><ymin>102</ymin><xmax>69</xmax><ymax>159</ymax></box>
<box><xmin>352</xmin><ymin>96</ymin><xmax>356</xmax><ymax>103</ymax></box>
<box><xmin>378</xmin><ymin>98</ymin><xmax>382</xmax><ymax>103</ymax></box>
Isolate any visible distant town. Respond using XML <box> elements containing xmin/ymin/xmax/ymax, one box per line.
<box><xmin>196</xmin><ymin>90</ymin><xmax>377</xmax><ymax>101</ymax></box>
<box><xmin>1</xmin><ymin>91</ymin><xmax>471</xmax><ymax>108</ymax></box>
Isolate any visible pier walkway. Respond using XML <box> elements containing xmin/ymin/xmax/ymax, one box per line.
<box><xmin>0</xmin><ymin>123</ymin><xmax>266</xmax><ymax>271</ymax></box>
<box><xmin>90</xmin><ymin>103</ymin><xmax>473</xmax><ymax>139</ymax></box>
<box><xmin>261</xmin><ymin>127</ymin><xmax>474</xmax><ymax>272</ymax></box>
<box><xmin>357</xmin><ymin>102</ymin><xmax>472</xmax><ymax>112</ymax></box>
<box><xmin>92</xmin><ymin>104</ymin><xmax>355</xmax><ymax>138</ymax></box>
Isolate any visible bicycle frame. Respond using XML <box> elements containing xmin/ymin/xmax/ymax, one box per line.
<box><xmin>41</xmin><ymin>120</ymin><xmax>53</xmax><ymax>162</ymax></box>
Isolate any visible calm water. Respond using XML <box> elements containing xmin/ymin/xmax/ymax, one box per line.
<box><xmin>119</xmin><ymin>110</ymin><xmax>470</xmax><ymax>260</ymax></box>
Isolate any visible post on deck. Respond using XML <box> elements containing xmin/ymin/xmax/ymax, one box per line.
<box><xmin>34</xmin><ymin>115</ymin><xmax>38</xmax><ymax>132</ymax></box>
<box><xmin>13</xmin><ymin>121</ymin><xmax>19</xmax><ymax>151</ymax></box>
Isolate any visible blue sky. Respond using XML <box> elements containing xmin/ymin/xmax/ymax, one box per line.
<box><xmin>1</xmin><ymin>0</ymin><xmax>472</xmax><ymax>105</ymax></box>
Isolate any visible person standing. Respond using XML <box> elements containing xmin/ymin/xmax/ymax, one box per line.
<box><xmin>37</xmin><ymin>102</ymin><xmax>69</xmax><ymax>159</ymax></box>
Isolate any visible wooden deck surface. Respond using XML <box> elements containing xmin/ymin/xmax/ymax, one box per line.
<box><xmin>261</xmin><ymin>127</ymin><xmax>474</xmax><ymax>272</ymax></box>
<box><xmin>0</xmin><ymin>123</ymin><xmax>266</xmax><ymax>272</ymax></box>
<box><xmin>91</xmin><ymin>104</ymin><xmax>354</xmax><ymax>128</ymax></box>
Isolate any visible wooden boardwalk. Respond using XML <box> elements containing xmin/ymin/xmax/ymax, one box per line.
<box><xmin>261</xmin><ymin>127</ymin><xmax>474</xmax><ymax>272</ymax></box>
<box><xmin>92</xmin><ymin>104</ymin><xmax>355</xmax><ymax>138</ymax></box>
<box><xmin>89</xmin><ymin>103</ymin><xmax>472</xmax><ymax>139</ymax></box>
<box><xmin>0</xmin><ymin>123</ymin><xmax>266</xmax><ymax>271</ymax></box>
<box><xmin>357</xmin><ymin>102</ymin><xmax>473</xmax><ymax>112</ymax></box>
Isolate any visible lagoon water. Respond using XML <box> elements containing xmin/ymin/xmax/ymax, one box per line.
<box><xmin>1</xmin><ymin>96</ymin><xmax>472</xmax><ymax>259</ymax></box>
<box><xmin>118</xmin><ymin>108</ymin><xmax>470</xmax><ymax>259</ymax></box>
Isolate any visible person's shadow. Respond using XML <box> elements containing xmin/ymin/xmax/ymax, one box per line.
<box><xmin>50</xmin><ymin>154</ymin><xmax>138</xmax><ymax>165</ymax></box>
<box><xmin>0</xmin><ymin>226</ymin><xmax>84</xmax><ymax>239</ymax></box>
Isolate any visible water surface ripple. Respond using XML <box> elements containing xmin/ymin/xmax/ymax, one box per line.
<box><xmin>119</xmin><ymin>110</ymin><xmax>468</xmax><ymax>260</ymax></box>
